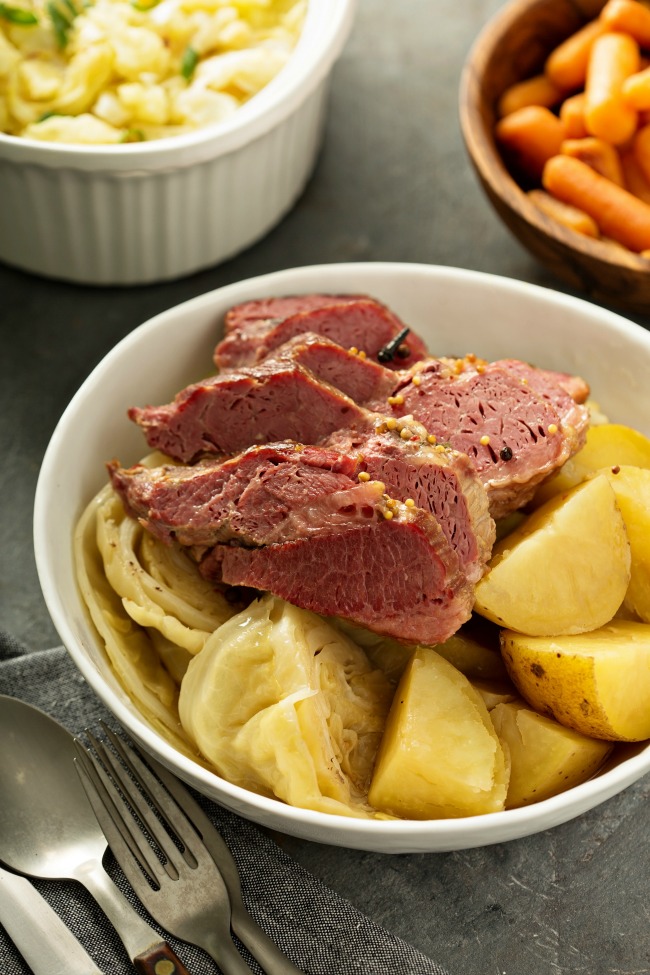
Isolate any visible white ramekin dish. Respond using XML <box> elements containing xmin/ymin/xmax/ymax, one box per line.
<box><xmin>0</xmin><ymin>0</ymin><xmax>355</xmax><ymax>286</ymax></box>
<box><xmin>34</xmin><ymin>262</ymin><xmax>650</xmax><ymax>854</ymax></box>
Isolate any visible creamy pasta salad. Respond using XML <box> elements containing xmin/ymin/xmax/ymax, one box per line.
<box><xmin>0</xmin><ymin>0</ymin><xmax>305</xmax><ymax>143</ymax></box>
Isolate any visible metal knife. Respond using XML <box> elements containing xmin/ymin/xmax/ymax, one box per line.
<box><xmin>0</xmin><ymin>864</ymin><xmax>104</xmax><ymax>975</ymax></box>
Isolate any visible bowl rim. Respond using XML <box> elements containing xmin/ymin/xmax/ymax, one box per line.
<box><xmin>0</xmin><ymin>0</ymin><xmax>356</xmax><ymax>171</ymax></box>
<box><xmin>33</xmin><ymin>261</ymin><xmax>650</xmax><ymax>850</ymax></box>
<box><xmin>457</xmin><ymin>0</ymin><xmax>650</xmax><ymax>276</ymax></box>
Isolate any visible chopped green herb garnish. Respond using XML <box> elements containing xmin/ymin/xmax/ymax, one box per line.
<box><xmin>120</xmin><ymin>128</ymin><xmax>146</xmax><ymax>142</ymax></box>
<box><xmin>180</xmin><ymin>45</ymin><xmax>198</xmax><ymax>81</ymax></box>
<box><xmin>37</xmin><ymin>110</ymin><xmax>62</xmax><ymax>121</ymax></box>
<box><xmin>0</xmin><ymin>3</ymin><xmax>38</xmax><ymax>24</ymax></box>
<box><xmin>131</xmin><ymin>0</ymin><xmax>160</xmax><ymax>9</ymax></box>
<box><xmin>46</xmin><ymin>0</ymin><xmax>77</xmax><ymax>47</ymax></box>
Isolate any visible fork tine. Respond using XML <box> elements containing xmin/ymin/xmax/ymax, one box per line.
<box><xmin>73</xmin><ymin>742</ymin><xmax>165</xmax><ymax>894</ymax></box>
<box><xmin>142</xmin><ymin>753</ymin><xmax>239</xmax><ymax>880</ymax></box>
<box><xmin>103</xmin><ymin>729</ymin><xmax>246</xmax><ymax>905</ymax></box>
<box><xmin>100</xmin><ymin>724</ymin><xmax>202</xmax><ymax>869</ymax></box>
<box><xmin>86</xmin><ymin>730</ymin><xmax>189</xmax><ymax>878</ymax></box>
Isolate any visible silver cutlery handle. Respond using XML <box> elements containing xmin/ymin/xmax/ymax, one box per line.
<box><xmin>75</xmin><ymin>862</ymin><xmax>191</xmax><ymax>975</ymax></box>
<box><xmin>232</xmin><ymin>906</ymin><xmax>305</xmax><ymax>975</ymax></box>
<box><xmin>193</xmin><ymin>929</ymin><xmax>259</xmax><ymax>975</ymax></box>
<box><xmin>0</xmin><ymin>865</ymin><xmax>105</xmax><ymax>975</ymax></box>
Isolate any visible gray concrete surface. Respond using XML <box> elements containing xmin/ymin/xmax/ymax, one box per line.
<box><xmin>2</xmin><ymin>0</ymin><xmax>649</xmax><ymax>971</ymax></box>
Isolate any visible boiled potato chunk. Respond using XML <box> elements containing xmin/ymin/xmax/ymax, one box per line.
<box><xmin>473</xmin><ymin>474</ymin><xmax>630</xmax><ymax>635</ymax></box>
<box><xmin>534</xmin><ymin>423</ymin><xmax>650</xmax><ymax>506</ymax></box>
<box><xmin>471</xmin><ymin>678</ymin><xmax>518</xmax><ymax>710</ymax></box>
<box><xmin>435</xmin><ymin>615</ymin><xmax>509</xmax><ymax>682</ymax></box>
<box><xmin>604</xmin><ymin>466</ymin><xmax>650</xmax><ymax>622</ymax></box>
<box><xmin>490</xmin><ymin>701</ymin><xmax>613</xmax><ymax>807</ymax></box>
<box><xmin>501</xmin><ymin>621</ymin><xmax>650</xmax><ymax>741</ymax></box>
<box><xmin>368</xmin><ymin>648</ymin><xmax>509</xmax><ymax>818</ymax></box>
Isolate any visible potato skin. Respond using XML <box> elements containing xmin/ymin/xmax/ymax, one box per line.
<box><xmin>501</xmin><ymin>621</ymin><xmax>650</xmax><ymax>741</ymax></box>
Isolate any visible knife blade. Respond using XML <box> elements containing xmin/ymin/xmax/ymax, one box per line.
<box><xmin>0</xmin><ymin>864</ymin><xmax>104</xmax><ymax>975</ymax></box>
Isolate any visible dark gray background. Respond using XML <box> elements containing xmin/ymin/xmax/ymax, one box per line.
<box><xmin>2</xmin><ymin>0</ymin><xmax>649</xmax><ymax>971</ymax></box>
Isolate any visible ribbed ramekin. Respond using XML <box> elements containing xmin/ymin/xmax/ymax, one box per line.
<box><xmin>0</xmin><ymin>0</ymin><xmax>356</xmax><ymax>285</ymax></box>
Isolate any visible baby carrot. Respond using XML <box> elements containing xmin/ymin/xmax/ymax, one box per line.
<box><xmin>545</xmin><ymin>18</ymin><xmax>608</xmax><ymax>91</ymax></box>
<box><xmin>498</xmin><ymin>74</ymin><xmax>564</xmax><ymax>117</ymax></box>
<box><xmin>633</xmin><ymin>122</ymin><xmax>650</xmax><ymax>181</ymax></box>
<box><xmin>561</xmin><ymin>136</ymin><xmax>625</xmax><ymax>185</ymax></box>
<box><xmin>585</xmin><ymin>31</ymin><xmax>639</xmax><ymax>144</ymax></box>
<box><xmin>495</xmin><ymin>105</ymin><xmax>566</xmax><ymax>179</ymax></box>
<box><xmin>622</xmin><ymin>65</ymin><xmax>650</xmax><ymax>109</ymax></box>
<box><xmin>543</xmin><ymin>153</ymin><xmax>650</xmax><ymax>250</ymax></box>
<box><xmin>621</xmin><ymin>148</ymin><xmax>650</xmax><ymax>202</ymax></box>
<box><xmin>527</xmin><ymin>188</ymin><xmax>600</xmax><ymax>236</ymax></box>
<box><xmin>601</xmin><ymin>0</ymin><xmax>650</xmax><ymax>49</ymax></box>
<box><xmin>559</xmin><ymin>92</ymin><xmax>588</xmax><ymax>138</ymax></box>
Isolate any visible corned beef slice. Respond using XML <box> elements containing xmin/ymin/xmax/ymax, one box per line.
<box><xmin>254</xmin><ymin>341</ymin><xmax>590</xmax><ymax>518</ymax></box>
<box><xmin>108</xmin><ymin>443</ymin><xmax>388</xmax><ymax>549</ymax></box>
<box><xmin>366</xmin><ymin>357</ymin><xmax>590</xmax><ymax>519</ymax></box>
<box><xmin>128</xmin><ymin>363</ymin><xmax>368</xmax><ymax>464</ymax></box>
<box><xmin>493</xmin><ymin>359</ymin><xmax>590</xmax><ymax>405</ymax></box>
<box><xmin>260</xmin><ymin>335</ymin><xmax>589</xmax><ymax>526</ymax></box>
<box><xmin>112</xmin><ymin>424</ymin><xmax>494</xmax><ymax>584</ymax></box>
<box><xmin>110</xmin><ymin>439</ymin><xmax>474</xmax><ymax>643</ymax></box>
<box><xmin>268</xmin><ymin>333</ymin><xmax>397</xmax><ymax>405</ymax></box>
<box><xmin>214</xmin><ymin>294</ymin><xmax>429</xmax><ymax>371</ymax></box>
<box><xmin>208</xmin><ymin>509</ymin><xmax>474</xmax><ymax>645</ymax></box>
<box><xmin>223</xmin><ymin>294</ymin><xmax>367</xmax><ymax>332</ymax></box>
<box><xmin>323</xmin><ymin>425</ymin><xmax>494</xmax><ymax>584</ymax></box>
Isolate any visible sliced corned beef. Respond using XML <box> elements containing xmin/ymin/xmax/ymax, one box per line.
<box><xmin>203</xmin><ymin>502</ymin><xmax>473</xmax><ymax>645</ymax></box>
<box><xmin>374</xmin><ymin>357</ymin><xmax>590</xmax><ymax>519</ymax></box>
<box><xmin>110</xmin><ymin>426</ymin><xmax>494</xmax><ymax>586</ymax></box>
<box><xmin>268</xmin><ymin>332</ymin><xmax>397</xmax><ymax>405</ymax></box>
<box><xmin>108</xmin><ymin>443</ymin><xmax>386</xmax><ymax>549</ymax></box>
<box><xmin>490</xmin><ymin>358</ymin><xmax>590</xmax><ymax>410</ymax></box>
<box><xmin>214</xmin><ymin>294</ymin><xmax>428</xmax><ymax>371</ymax></box>
<box><xmin>128</xmin><ymin>363</ymin><xmax>368</xmax><ymax>464</ymax></box>
<box><xmin>129</xmin><ymin>345</ymin><xmax>589</xmax><ymax>516</ymax></box>
<box><xmin>223</xmin><ymin>294</ymin><xmax>366</xmax><ymax>332</ymax></box>
<box><xmin>323</xmin><ymin>422</ymin><xmax>495</xmax><ymax>585</ymax></box>
<box><xmin>260</xmin><ymin>341</ymin><xmax>590</xmax><ymax>518</ymax></box>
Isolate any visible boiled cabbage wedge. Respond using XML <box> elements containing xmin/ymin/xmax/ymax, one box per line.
<box><xmin>179</xmin><ymin>595</ymin><xmax>394</xmax><ymax>817</ymax></box>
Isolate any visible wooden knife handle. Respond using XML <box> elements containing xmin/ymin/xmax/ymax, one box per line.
<box><xmin>132</xmin><ymin>941</ymin><xmax>192</xmax><ymax>975</ymax></box>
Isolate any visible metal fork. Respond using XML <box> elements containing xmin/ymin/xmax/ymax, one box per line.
<box><xmin>74</xmin><ymin>726</ymin><xmax>304</xmax><ymax>975</ymax></box>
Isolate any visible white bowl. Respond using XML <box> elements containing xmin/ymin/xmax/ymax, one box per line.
<box><xmin>0</xmin><ymin>0</ymin><xmax>355</xmax><ymax>286</ymax></box>
<box><xmin>34</xmin><ymin>262</ymin><xmax>650</xmax><ymax>853</ymax></box>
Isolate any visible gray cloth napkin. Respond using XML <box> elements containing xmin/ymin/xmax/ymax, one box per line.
<box><xmin>0</xmin><ymin>634</ymin><xmax>451</xmax><ymax>975</ymax></box>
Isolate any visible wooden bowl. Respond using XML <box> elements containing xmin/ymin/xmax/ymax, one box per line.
<box><xmin>459</xmin><ymin>0</ymin><xmax>650</xmax><ymax>314</ymax></box>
